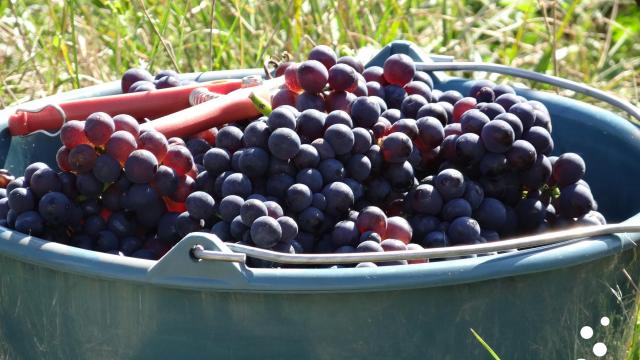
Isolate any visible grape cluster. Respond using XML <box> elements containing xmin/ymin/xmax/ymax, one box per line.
<box><xmin>1</xmin><ymin>45</ymin><xmax>605</xmax><ymax>268</ymax></box>
<box><xmin>121</xmin><ymin>68</ymin><xmax>184</xmax><ymax>93</ymax></box>
<box><xmin>1</xmin><ymin>112</ymin><xmax>217</xmax><ymax>259</ymax></box>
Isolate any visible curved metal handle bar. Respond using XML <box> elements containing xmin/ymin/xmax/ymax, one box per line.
<box><xmin>192</xmin><ymin>223</ymin><xmax>640</xmax><ymax>265</ymax></box>
<box><xmin>13</xmin><ymin>103</ymin><xmax>67</xmax><ymax>137</ymax></box>
<box><xmin>415</xmin><ymin>61</ymin><xmax>640</xmax><ymax>122</ymax></box>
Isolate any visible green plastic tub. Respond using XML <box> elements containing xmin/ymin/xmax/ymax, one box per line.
<box><xmin>0</xmin><ymin>42</ymin><xmax>639</xmax><ymax>359</ymax></box>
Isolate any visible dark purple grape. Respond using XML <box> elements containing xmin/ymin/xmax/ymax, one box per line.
<box><xmin>523</xmin><ymin>126</ymin><xmax>553</xmax><ymax>155</ymax></box>
<box><xmin>495</xmin><ymin>93</ymin><xmax>520</xmax><ymax>111</ymax></box>
<box><xmin>417</xmin><ymin>103</ymin><xmax>448</xmax><ymax>126</ymax></box>
<box><xmin>267</xmin><ymin>107</ymin><xmax>297</xmax><ymax>131</ymax></box>
<box><xmin>237</xmin><ymin>147</ymin><xmax>269</xmax><ymax>178</ymax></box>
<box><xmin>129</xmin><ymin>81</ymin><xmax>155</xmax><ymax>93</ymax></box>
<box><xmin>411</xmin><ymin>184</ymin><xmax>443</xmax><ymax>215</ymax></box>
<box><xmin>477</xmin><ymin>102</ymin><xmax>505</xmax><ymax>119</ymax></box>
<box><xmin>322</xmin><ymin>181</ymin><xmax>354</xmax><ymax>217</ymax></box>
<box><xmin>309</xmin><ymin>45</ymin><xmax>337</xmax><ymax>70</ymax></box>
<box><xmin>345</xmin><ymin>154</ymin><xmax>371</xmax><ymax>182</ymax></box>
<box><xmin>268</xmin><ymin>128</ymin><xmax>301</xmax><ymax>160</ymax></box>
<box><xmin>239</xmin><ymin>198</ymin><xmax>268</xmax><ymax>226</ymax></box>
<box><xmin>221</xmin><ymin>173</ymin><xmax>252</xmax><ymax>198</ymax></box>
<box><xmin>509</xmin><ymin>102</ymin><xmax>536</xmax><ymax>131</ymax></box>
<box><xmin>337</xmin><ymin>56</ymin><xmax>364</xmax><ymax>73</ymax></box>
<box><xmin>390</xmin><ymin>118</ymin><xmax>418</xmax><ymax>140</ymax></box>
<box><xmin>296</xmin><ymin>168</ymin><xmax>323</xmax><ymax>193</ymax></box>
<box><xmin>328</xmin><ymin>63</ymin><xmax>357</xmax><ymax>91</ymax></box>
<box><xmin>219</xmin><ymin>195</ymin><xmax>244</xmax><ymax>223</ymax></box>
<box><xmin>400</xmin><ymin>94</ymin><xmax>428</xmax><ymax>119</ymax></box>
<box><xmin>494</xmin><ymin>113</ymin><xmax>523</xmax><ymax>139</ymax></box>
<box><xmin>24</xmin><ymin>162</ymin><xmax>48</xmax><ymax>185</ymax></box>
<box><xmin>350</xmin><ymin>96</ymin><xmax>381</xmax><ymax>128</ymax></box>
<box><xmin>474</xmin><ymin>198</ymin><xmax>506</xmax><ymax>230</ymax></box>
<box><xmin>175</xmin><ymin>212</ymin><xmax>204</xmax><ymax>237</ymax></box>
<box><xmin>325</xmin><ymin>91</ymin><xmax>354</xmax><ymax>112</ymax></box>
<box><xmin>421</xmin><ymin>230</ymin><xmax>447</xmax><ymax>248</ymax></box>
<box><xmin>404</xmin><ymin>81</ymin><xmax>432</xmax><ymax>101</ymax></box>
<box><xmin>216</xmin><ymin>126</ymin><xmax>244</xmax><ymax>153</ymax></box>
<box><xmin>351</xmin><ymin>127</ymin><xmax>372</xmax><ymax>154</ymax></box>
<box><xmin>493</xmin><ymin>84</ymin><xmax>515</xmax><ymax>97</ymax></box>
<box><xmin>14</xmin><ymin>210</ymin><xmax>44</xmax><ymax>236</ymax></box>
<box><xmin>297</xmin><ymin>60</ymin><xmax>328</xmax><ymax>93</ymax></box>
<box><xmin>203</xmin><ymin>148</ymin><xmax>231</xmax><ymax>176</ymax></box>
<box><xmin>37</xmin><ymin>192</ymin><xmax>71</xmax><ymax>225</ymax></box>
<box><xmin>381</xmin><ymin>132</ymin><xmax>413</xmax><ymax>163</ymax></box>
<box><xmin>481</xmin><ymin>120</ymin><xmax>515</xmax><ymax>153</ymax></box>
<box><xmin>552</xmin><ymin>152</ymin><xmax>585</xmax><ymax>187</ymax></box>
<box><xmin>311</xmin><ymin>193</ymin><xmax>327</xmax><ymax>210</ymax></box>
<box><xmin>29</xmin><ymin>167</ymin><xmax>61</xmax><ymax>199</ymax></box>
<box><xmin>442</xmin><ymin>198</ymin><xmax>472</xmax><ymax>221</ymax></box>
<box><xmin>318</xmin><ymin>159</ymin><xmax>345</xmax><ymax>183</ymax></box>
<box><xmin>366</xmin><ymin>81</ymin><xmax>385</xmax><ymax>98</ymax></box>
<box><xmin>93</xmin><ymin>154</ymin><xmax>121</xmax><ymax>184</ymax></box>
<box><xmin>447</xmin><ymin>216</ymin><xmax>481</xmax><ymax>245</ymax></box>
<box><xmin>286</xmin><ymin>183</ymin><xmax>313</xmax><ymax>213</ymax></box>
<box><xmin>416</xmin><ymin>116</ymin><xmax>444</xmax><ymax>149</ymax></box>
<box><xmin>272</xmin><ymin>88</ymin><xmax>297</xmax><ymax>108</ymax></box>
<box><xmin>558</xmin><ymin>183</ymin><xmax>594</xmax><ymax>219</ymax></box>
<box><xmin>439</xmin><ymin>90</ymin><xmax>463</xmax><ymax>105</ymax></box>
<box><xmin>297</xmin><ymin>207</ymin><xmax>325</xmax><ymax>233</ymax></box>
<box><xmin>460</xmin><ymin>109</ymin><xmax>490</xmax><ymax>135</ymax></box>
<box><xmin>383</xmin><ymin>54</ymin><xmax>415</xmax><ymax>86</ymax></box>
<box><xmin>479</xmin><ymin>153</ymin><xmax>507</xmax><ymax>176</ymax></box>
<box><xmin>153</xmin><ymin>165</ymin><xmax>178</xmax><ymax>196</ymax></box>
<box><xmin>434</xmin><ymin>168</ymin><xmax>466</xmax><ymax>201</ymax></box>
<box><xmin>330</xmin><ymin>220</ymin><xmax>358</xmax><ymax>247</ymax></box>
<box><xmin>293</xmin><ymin>144</ymin><xmax>320</xmax><ymax>169</ymax></box>
<box><xmin>8</xmin><ymin>188</ymin><xmax>36</xmax><ymax>214</ymax></box>
<box><xmin>185</xmin><ymin>191</ymin><xmax>215</xmax><ymax>220</ymax></box>
<box><xmin>384</xmin><ymin>85</ymin><xmax>407</xmax><ymax>109</ymax></box>
<box><xmin>381</xmin><ymin>108</ymin><xmax>402</xmax><ymax>124</ymax></box>
<box><xmin>372</xmin><ymin>118</ymin><xmax>391</xmax><ymax>139</ymax></box>
<box><xmin>125</xmin><ymin>149</ymin><xmax>158</xmax><ymax>184</ymax></box>
<box><xmin>75</xmin><ymin>173</ymin><xmax>102</xmax><ymax>198</ymax></box>
<box><xmin>515</xmin><ymin>198</ymin><xmax>545</xmax><ymax>231</ymax></box>
<box><xmin>155</xmin><ymin>75</ymin><xmax>179</xmax><ymax>89</ymax></box>
<box><xmin>297</xmin><ymin>109</ymin><xmax>326</xmax><ymax>142</ymax></box>
<box><xmin>506</xmin><ymin>140</ymin><xmax>537</xmax><ymax>171</ymax></box>
<box><xmin>325</xmin><ymin>110</ymin><xmax>353</xmax><ymax>129</ymax></box>
<box><xmin>363</xmin><ymin>66</ymin><xmax>386</xmax><ymax>84</ymax></box>
<box><xmin>68</xmin><ymin>144</ymin><xmax>97</xmax><ymax>173</ymax></box>
<box><xmin>266</xmin><ymin>173</ymin><xmax>295</xmax><ymax>199</ymax></box>
<box><xmin>455</xmin><ymin>133</ymin><xmax>485</xmax><ymax>165</ymax></box>
<box><xmin>385</xmin><ymin>161</ymin><xmax>414</xmax><ymax>192</ymax></box>
<box><xmin>468</xmin><ymin>80</ymin><xmax>495</xmax><ymax>97</ymax></box>
<box><xmin>474</xmin><ymin>87</ymin><xmax>495</xmax><ymax>103</ymax></box>
<box><xmin>364</xmin><ymin>178</ymin><xmax>391</xmax><ymax>203</ymax></box>
<box><xmin>409</xmin><ymin>215</ymin><xmax>439</xmax><ymax>242</ymax></box>
<box><xmin>324</xmin><ymin>124</ymin><xmax>354</xmax><ymax>155</ymax></box>
<box><xmin>243</xmin><ymin>121</ymin><xmax>270</xmax><ymax>149</ymax></box>
<box><xmin>413</xmin><ymin>71</ymin><xmax>434</xmax><ymax>88</ymax></box>
<box><xmin>107</xmin><ymin>212</ymin><xmax>134</xmax><ymax>237</ymax></box>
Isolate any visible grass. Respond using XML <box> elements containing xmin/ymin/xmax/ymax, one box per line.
<box><xmin>1</xmin><ymin>0</ymin><xmax>639</xmax><ymax>357</ymax></box>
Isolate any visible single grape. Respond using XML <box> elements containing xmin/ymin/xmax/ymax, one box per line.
<box><xmin>138</xmin><ymin>130</ymin><xmax>169</xmax><ymax>163</ymax></box>
<box><xmin>523</xmin><ymin>126</ymin><xmax>553</xmax><ymax>155</ymax></box>
<box><xmin>121</xmin><ymin>68</ymin><xmax>153</xmax><ymax>92</ymax></box>
<box><xmin>515</xmin><ymin>198</ymin><xmax>545</xmax><ymax>231</ymax></box>
<box><xmin>185</xmin><ymin>191</ymin><xmax>216</xmax><ymax>221</ymax></box>
<box><xmin>447</xmin><ymin>216</ymin><xmax>481</xmax><ymax>245</ymax></box>
<box><xmin>325</xmin><ymin>91</ymin><xmax>355</xmax><ymax>113</ymax></box>
<box><xmin>286</xmin><ymin>183</ymin><xmax>313</xmax><ymax>213</ymax></box>
<box><xmin>93</xmin><ymin>154</ymin><xmax>121</xmax><ymax>184</ymax></box>
<box><xmin>439</xmin><ymin>90</ymin><xmax>463</xmax><ymax>105</ymax></box>
<box><xmin>296</xmin><ymin>168</ymin><xmax>324</xmax><ymax>193</ymax></box>
<box><xmin>267</xmin><ymin>107</ymin><xmax>297</xmax><ymax>131</ymax></box>
<box><xmin>509</xmin><ymin>102</ymin><xmax>536</xmax><ymax>131</ymax></box>
<box><xmin>350</xmin><ymin>96</ymin><xmax>381</xmax><ymax>128</ymax></box>
<box><xmin>237</xmin><ymin>147</ymin><xmax>270</xmax><ymax>178</ymax></box>
<box><xmin>272</xmin><ymin>88</ymin><xmax>298</xmax><ymax>108</ymax></box>
<box><xmin>385</xmin><ymin>216</ymin><xmax>412</xmax><ymax>244</ymax></box>
<box><xmin>384</xmin><ymin>161</ymin><xmax>414</xmax><ymax>192</ymax></box>
<box><xmin>495</xmin><ymin>93</ymin><xmax>521</xmax><ymax>112</ymax></box>
<box><xmin>163</xmin><ymin>146</ymin><xmax>195</xmax><ymax>176</ymax></box>
<box><xmin>322</xmin><ymin>181</ymin><xmax>354</xmax><ymax>217</ymax></box>
<box><xmin>318</xmin><ymin>159</ymin><xmax>345</xmax><ymax>184</ymax></box>
<box><xmin>268</xmin><ymin>128</ymin><xmax>301</xmax><ymax>160</ymax></box>
<box><xmin>84</xmin><ymin>112</ymin><xmax>115</xmax><ymax>146</ymax></box>
<box><xmin>383</xmin><ymin>54</ymin><xmax>416</xmax><ymax>86</ymax></box>
<box><xmin>460</xmin><ymin>109</ymin><xmax>490</xmax><ymax>135</ymax></box>
<box><xmin>381</xmin><ymin>132</ymin><xmax>413</xmax><ymax>163</ymax></box>
<box><xmin>297</xmin><ymin>109</ymin><xmax>326</xmax><ymax>141</ymax></box>
<box><xmin>297</xmin><ymin>60</ymin><xmax>328</xmax><ymax>93</ymax></box>
<box><xmin>442</xmin><ymin>198</ymin><xmax>472</xmax><ymax>221</ymax></box>
<box><xmin>455</xmin><ymin>133</ymin><xmax>485</xmax><ymax>165</ymax></box>
<box><xmin>416</xmin><ymin>116</ymin><xmax>444</xmax><ymax>149</ymax></box>
<box><xmin>404</xmin><ymin>81</ymin><xmax>432</xmax><ymax>101</ymax></box>
<box><xmin>558</xmin><ymin>183</ymin><xmax>595</xmax><ymax>219</ymax></box>
<box><xmin>474</xmin><ymin>198</ymin><xmax>507</xmax><ymax>230</ymax></box>
<box><xmin>506</xmin><ymin>140</ymin><xmax>537</xmax><ymax>170</ymax></box>
<box><xmin>416</xmin><ymin>103</ymin><xmax>448</xmax><ymax>126</ymax></box>
<box><xmin>481</xmin><ymin>120</ymin><xmax>515</xmax><ymax>153</ymax></box>
<box><xmin>125</xmin><ymin>149</ymin><xmax>158</xmax><ymax>183</ymax></box>
<box><xmin>324</xmin><ymin>124</ymin><xmax>354</xmax><ymax>155</ymax></box>
<box><xmin>328</xmin><ymin>63</ymin><xmax>357</xmax><ymax>91</ymax></box>
<box><xmin>477</xmin><ymin>102</ymin><xmax>505</xmax><ymax>120</ymax></box>
<box><xmin>56</xmin><ymin>147</ymin><xmax>71</xmax><ymax>172</ymax></box>
<box><xmin>520</xmin><ymin>154</ymin><xmax>552</xmax><ymax>190</ymax></box>
<box><xmin>308</xmin><ymin>45</ymin><xmax>337</xmax><ymax>70</ymax></box>
<box><xmin>67</xmin><ymin>144</ymin><xmax>97</xmax><ymax>173</ymax></box>
<box><xmin>384</xmin><ymin>85</ymin><xmax>407</xmax><ymax>110</ymax></box>
<box><xmin>14</xmin><ymin>211</ymin><xmax>44</xmax><ymax>235</ymax></box>
<box><xmin>452</xmin><ymin>97</ymin><xmax>477</xmax><ymax>122</ymax></box>
<box><xmin>410</xmin><ymin>184</ymin><xmax>443</xmax><ymax>215</ymax></box>
<box><xmin>29</xmin><ymin>168</ymin><xmax>62</xmax><ymax>198</ymax></box>
<box><xmin>363</xmin><ymin>66</ymin><xmax>386</xmax><ymax>84</ymax></box>
<box><xmin>284</xmin><ymin>62</ymin><xmax>302</xmax><ymax>92</ymax></box>
<box><xmin>345</xmin><ymin>154</ymin><xmax>371</xmax><ymax>182</ymax></box>
<box><xmin>202</xmin><ymin>148</ymin><xmax>231</xmax><ymax>176</ymax></box>
<box><xmin>552</xmin><ymin>152</ymin><xmax>585</xmax><ymax>187</ymax></box>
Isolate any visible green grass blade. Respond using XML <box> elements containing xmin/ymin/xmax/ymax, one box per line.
<box><xmin>470</xmin><ymin>328</ymin><xmax>501</xmax><ymax>360</ymax></box>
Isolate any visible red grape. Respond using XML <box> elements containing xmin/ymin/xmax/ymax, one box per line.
<box><xmin>56</xmin><ymin>146</ymin><xmax>71</xmax><ymax>172</ymax></box>
<box><xmin>139</xmin><ymin>130</ymin><xmax>169</xmax><ymax>162</ymax></box>
<box><xmin>106</xmin><ymin>130</ymin><xmax>138</xmax><ymax>165</ymax></box>
<box><xmin>60</xmin><ymin>120</ymin><xmax>90</xmax><ymax>149</ymax></box>
<box><xmin>296</xmin><ymin>60</ymin><xmax>328</xmax><ymax>94</ymax></box>
<box><xmin>84</xmin><ymin>112</ymin><xmax>115</xmax><ymax>146</ymax></box>
<box><xmin>383</xmin><ymin>54</ymin><xmax>416</xmax><ymax>86</ymax></box>
<box><xmin>453</xmin><ymin>97</ymin><xmax>477</xmax><ymax>122</ymax></box>
<box><xmin>272</xmin><ymin>88</ymin><xmax>298</xmax><ymax>108</ymax></box>
<box><xmin>171</xmin><ymin>174</ymin><xmax>196</xmax><ymax>203</ymax></box>
<box><xmin>385</xmin><ymin>216</ymin><xmax>413</xmax><ymax>244</ymax></box>
<box><xmin>328</xmin><ymin>63</ymin><xmax>357</xmax><ymax>92</ymax></box>
<box><xmin>113</xmin><ymin>114</ymin><xmax>140</xmax><ymax>138</ymax></box>
<box><xmin>284</xmin><ymin>63</ymin><xmax>302</xmax><ymax>93</ymax></box>
<box><xmin>163</xmin><ymin>145</ymin><xmax>195</xmax><ymax>176</ymax></box>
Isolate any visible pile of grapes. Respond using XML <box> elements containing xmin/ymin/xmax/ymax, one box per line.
<box><xmin>0</xmin><ymin>45</ymin><xmax>605</xmax><ymax>268</ymax></box>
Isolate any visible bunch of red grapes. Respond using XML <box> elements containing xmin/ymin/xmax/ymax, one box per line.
<box><xmin>0</xmin><ymin>45</ymin><xmax>604</xmax><ymax>267</ymax></box>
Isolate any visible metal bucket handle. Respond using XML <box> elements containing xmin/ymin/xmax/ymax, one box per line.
<box><xmin>192</xmin><ymin>60</ymin><xmax>640</xmax><ymax>265</ymax></box>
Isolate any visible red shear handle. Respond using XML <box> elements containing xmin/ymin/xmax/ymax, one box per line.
<box><xmin>141</xmin><ymin>77</ymin><xmax>284</xmax><ymax>138</ymax></box>
<box><xmin>8</xmin><ymin>79</ymin><xmax>243</xmax><ymax>136</ymax></box>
